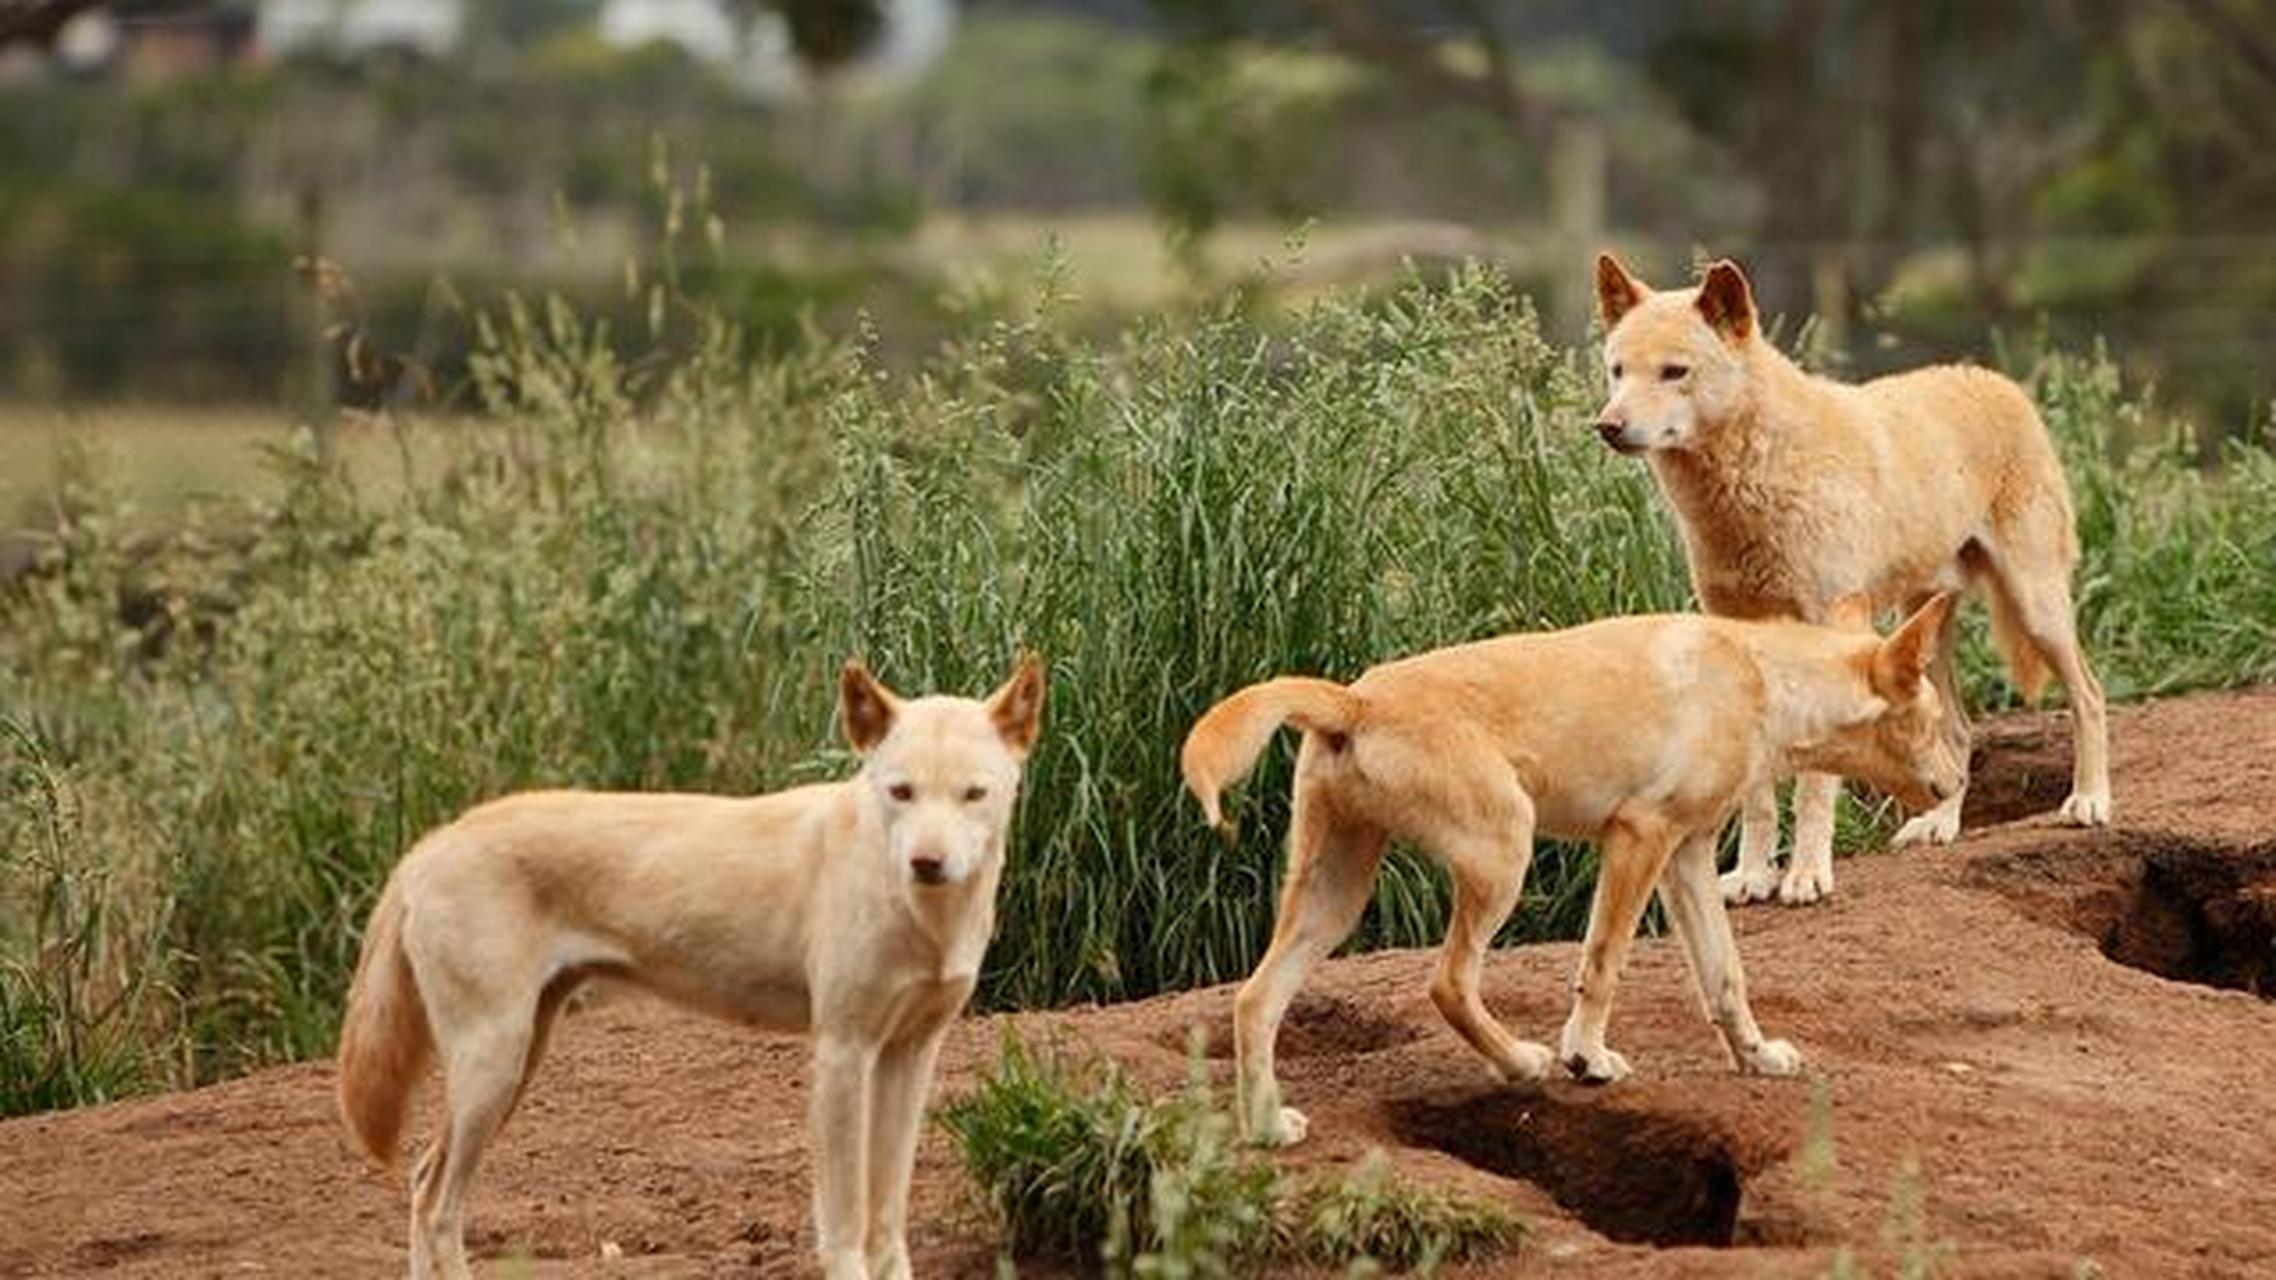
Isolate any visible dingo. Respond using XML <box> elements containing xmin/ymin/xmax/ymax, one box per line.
<box><xmin>1593</xmin><ymin>253</ymin><xmax>2110</xmax><ymax>906</ymax></box>
<box><xmin>335</xmin><ymin>656</ymin><xmax>1046</xmax><ymax>1280</ymax></box>
<box><xmin>1181</xmin><ymin>602</ymin><xmax>1964</xmax><ymax>1146</ymax></box>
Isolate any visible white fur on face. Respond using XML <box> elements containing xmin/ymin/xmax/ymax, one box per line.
<box><xmin>864</xmin><ymin>698</ymin><xmax>1025</xmax><ymax>888</ymax></box>
<box><xmin>1594</xmin><ymin>298</ymin><xmax>1745</xmax><ymax>454</ymax></box>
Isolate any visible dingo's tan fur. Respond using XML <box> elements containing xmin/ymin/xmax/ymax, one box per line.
<box><xmin>1182</xmin><ymin>603</ymin><xmax>1964</xmax><ymax>1146</ymax></box>
<box><xmin>1592</xmin><ymin>253</ymin><xmax>2110</xmax><ymax>906</ymax></box>
<box><xmin>336</xmin><ymin>657</ymin><xmax>1045</xmax><ymax>1280</ymax></box>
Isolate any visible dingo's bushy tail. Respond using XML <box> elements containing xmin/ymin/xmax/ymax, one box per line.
<box><xmin>1181</xmin><ymin>677</ymin><xmax>1361</xmax><ymax>829</ymax></box>
<box><xmin>337</xmin><ymin>877</ymin><xmax>431</xmax><ymax>1171</ymax></box>
<box><xmin>1982</xmin><ymin>574</ymin><xmax>2051</xmax><ymax>704</ymax></box>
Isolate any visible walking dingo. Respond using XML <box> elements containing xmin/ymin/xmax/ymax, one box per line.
<box><xmin>1182</xmin><ymin>604</ymin><xmax>1963</xmax><ymax>1146</ymax></box>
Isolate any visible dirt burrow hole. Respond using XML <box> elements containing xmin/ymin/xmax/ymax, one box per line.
<box><xmin>1386</xmin><ymin>1088</ymin><xmax>1773</xmax><ymax>1248</ymax></box>
<box><xmin>1153</xmin><ymin>991</ymin><xmax>1420</xmax><ymax>1059</ymax></box>
<box><xmin>2100</xmin><ymin>839</ymin><xmax>2276</xmax><ymax>998</ymax></box>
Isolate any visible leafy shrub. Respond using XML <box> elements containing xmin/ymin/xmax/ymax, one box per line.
<box><xmin>1285</xmin><ymin>1149</ymin><xmax>1521</xmax><ymax>1272</ymax></box>
<box><xmin>938</xmin><ymin>1032</ymin><xmax>1514</xmax><ymax>1274</ymax></box>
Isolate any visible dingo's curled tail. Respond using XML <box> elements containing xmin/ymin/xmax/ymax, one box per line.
<box><xmin>336</xmin><ymin>876</ymin><xmax>431</xmax><ymax>1172</ymax></box>
<box><xmin>1180</xmin><ymin>677</ymin><xmax>1361</xmax><ymax>829</ymax></box>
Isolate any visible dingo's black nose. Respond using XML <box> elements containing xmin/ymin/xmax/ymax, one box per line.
<box><xmin>910</xmin><ymin>856</ymin><xmax>948</xmax><ymax>885</ymax></box>
<box><xmin>1594</xmin><ymin>419</ymin><xmax>1626</xmax><ymax>446</ymax></box>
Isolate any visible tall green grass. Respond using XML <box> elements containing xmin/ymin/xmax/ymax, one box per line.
<box><xmin>2</xmin><ymin>262</ymin><xmax>2272</xmax><ymax>1112</ymax></box>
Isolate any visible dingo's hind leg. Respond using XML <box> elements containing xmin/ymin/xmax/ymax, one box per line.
<box><xmin>1234</xmin><ymin>789</ymin><xmax>1386</xmax><ymax>1147</ymax></box>
<box><xmin>415</xmin><ymin>1011</ymin><xmax>538</xmax><ymax>1280</ymax></box>
<box><xmin>1990</xmin><ymin>550</ymin><xmax>2110</xmax><ymax>826</ymax></box>
<box><xmin>1425</xmin><ymin>790</ymin><xmax>1553</xmax><ymax>1084</ymax></box>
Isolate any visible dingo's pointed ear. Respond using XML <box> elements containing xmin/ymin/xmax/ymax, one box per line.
<box><xmin>840</xmin><ymin>659</ymin><xmax>900</xmax><ymax>753</ymax></box>
<box><xmin>1595</xmin><ymin>252</ymin><xmax>1649</xmax><ymax>327</ymax></box>
<box><xmin>1874</xmin><ymin>591</ymin><xmax>1959</xmax><ymax>698</ymax></box>
<box><xmin>1696</xmin><ymin>259</ymin><xmax>1756</xmax><ymax>342</ymax></box>
<box><xmin>988</xmin><ymin>652</ymin><xmax>1046</xmax><ymax>756</ymax></box>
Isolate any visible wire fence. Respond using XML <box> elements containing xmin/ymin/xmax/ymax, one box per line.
<box><xmin>2</xmin><ymin>227</ymin><xmax>2272</xmax><ymax>434</ymax></box>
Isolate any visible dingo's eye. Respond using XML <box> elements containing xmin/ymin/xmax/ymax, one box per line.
<box><xmin>887</xmin><ymin>783</ymin><xmax>914</xmax><ymax>802</ymax></box>
<box><xmin>962</xmin><ymin>785</ymin><xmax>988</xmax><ymax>803</ymax></box>
<box><xmin>1660</xmin><ymin>363</ymin><xmax>1689</xmax><ymax>382</ymax></box>
<box><xmin>1610</xmin><ymin>362</ymin><xmax>1625</xmax><ymax>380</ymax></box>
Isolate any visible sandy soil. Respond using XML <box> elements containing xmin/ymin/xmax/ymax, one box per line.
<box><xmin>4</xmin><ymin>689</ymin><xmax>2273</xmax><ymax>1277</ymax></box>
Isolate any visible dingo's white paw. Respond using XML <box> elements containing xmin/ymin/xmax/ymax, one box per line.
<box><xmin>1740</xmin><ymin>1038</ymin><xmax>1803</xmax><ymax>1077</ymax></box>
<box><xmin>1498</xmin><ymin>1040</ymin><xmax>1557</xmax><ymax>1083</ymax></box>
<box><xmin>1892</xmin><ymin>806</ymin><xmax>1961</xmax><ymax>848</ymax></box>
<box><xmin>1561</xmin><ymin>1044</ymin><xmax>1631</xmax><ymax>1085</ymax></box>
<box><xmin>1250</xmin><ymin>1105</ymin><xmax>1309</xmax><ymax>1148</ymax></box>
<box><xmin>1556</xmin><ymin>1020</ymin><xmax>1629</xmax><ymax>1079</ymax></box>
<box><xmin>1778</xmin><ymin>862</ymin><xmax>1834</xmax><ymax>905</ymax></box>
<box><xmin>2059</xmin><ymin>790</ymin><xmax>2111</xmax><ymax>827</ymax></box>
<box><xmin>1721</xmin><ymin>863</ymin><xmax>1782</xmax><ymax>906</ymax></box>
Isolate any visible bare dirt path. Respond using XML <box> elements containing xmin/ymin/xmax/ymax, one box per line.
<box><xmin>4</xmin><ymin>690</ymin><xmax>2273</xmax><ymax>1277</ymax></box>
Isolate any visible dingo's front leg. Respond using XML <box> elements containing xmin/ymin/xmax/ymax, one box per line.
<box><xmin>1720</xmin><ymin>782</ymin><xmax>1782</xmax><ymax>905</ymax></box>
<box><xmin>811</xmin><ymin>1032</ymin><xmax>878</xmax><ymax>1280</ymax></box>
<box><xmin>1659</xmin><ymin>833</ymin><xmax>1802</xmax><ymax>1077</ymax></box>
<box><xmin>1561</xmin><ymin>817</ymin><xmax>1681</xmax><ymax>1083</ymax></box>
<box><xmin>1777</xmin><ymin>774</ymin><xmax>1841</xmax><ymax>905</ymax></box>
<box><xmin>864</xmin><ymin>1020</ymin><xmax>950</xmax><ymax>1280</ymax></box>
<box><xmin>1891</xmin><ymin>793</ymin><xmax>1964</xmax><ymax>847</ymax></box>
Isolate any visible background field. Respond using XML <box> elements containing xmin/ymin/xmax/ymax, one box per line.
<box><xmin>6</xmin><ymin>254</ymin><xmax>2275</xmax><ymax>1118</ymax></box>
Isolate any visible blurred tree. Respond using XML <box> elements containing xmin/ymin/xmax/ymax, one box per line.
<box><xmin>0</xmin><ymin>0</ymin><xmax>105</xmax><ymax>46</ymax></box>
<box><xmin>2171</xmin><ymin>0</ymin><xmax>2276</xmax><ymax>107</ymax></box>
<box><xmin>1136</xmin><ymin>0</ymin><xmax>2276</xmax><ymax>340</ymax></box>
<box><xmin>718</xmin><ymin>0</ymin><xmax>883</xmax><ymax>72</ymax></box>
<box><xmin>1142</xmin><ymin>0</ymin><xmax>1563</xmax><ymax>272</ymax></box>
<box><xmin>1646</xmin><ymin>2</ymin><xmax>2120</xmax><ymax>328</ymax></box>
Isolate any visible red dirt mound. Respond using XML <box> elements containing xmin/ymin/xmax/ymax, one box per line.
<box><xmin>4</xmin><ymin>689</ymin><xmax>2275</xmax><ymax>1277</ymax></box>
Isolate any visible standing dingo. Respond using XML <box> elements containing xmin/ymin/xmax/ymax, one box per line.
<box><xmin>1593</xmin><ymin>253</ymin><xmax>2110</xmax><ymax>906</ymax></box>
<box><xmin>336</xmin><ymin>656</ymin><xmax>1046</xmax><ymax>1279</ymax></box>
<box><xmin>1182</xmin><ymin>603</ymin><xmax>1964</xmax><ymax>1147</ymax></box>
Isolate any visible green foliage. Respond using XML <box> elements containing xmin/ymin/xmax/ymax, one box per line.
<box><xmin>937</xmin><ymin>1031</ymin><xmax>1277</xmax><ymax>1273</ymax></box>
<box><xmin>938</xmin><ymin>1032</ymin><xmax>1514</xmax><ymax>1274</ymax></box>
<box><xmin>1284</xmin><ymin>1149</ymin><xmax>1521</xmax><ymax>1272</ymax></box>
<box><xmin>1972</xmin><ymin>341</ymin><xmax>2276</xmax><ymax>702</ymax></box>
<box><xmin>0</xmin><ymin>719</ymin><xmax>160</xmax><ymax>1113</ymax></box>
<box><xmin>0</xmin><ymin>254</ymin><xmax>2271</xmax><ymax>1114</ymax></box>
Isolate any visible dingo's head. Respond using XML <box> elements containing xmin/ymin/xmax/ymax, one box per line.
<box><xmin>1590</xmin><ymin>253</ymin><xmax>1759</xmax><ymax>456</ymax></box>
<box><xmin>840</xmin><ymin>653</ymin><xmax>1046</xmax><ymax>890</ymax></box>
<box><xmin>1796</xmin><ymin>593</ymin><xmax>1969</xmax><ymax>810</ymax></box>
